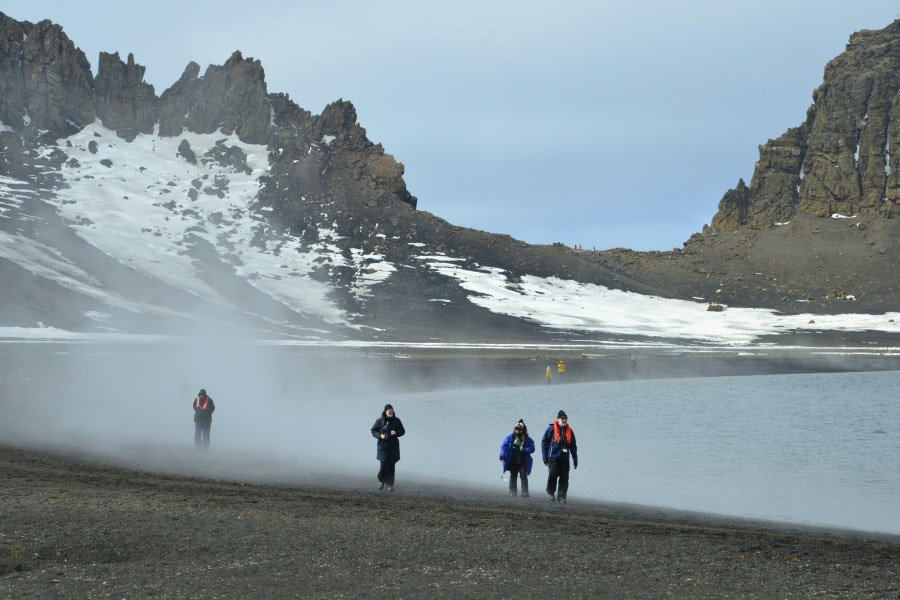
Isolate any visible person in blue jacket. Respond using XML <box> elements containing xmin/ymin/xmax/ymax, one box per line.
<box><xmin>541</xmin><ymin>410</ymin><xmax>578</xmax><ymax>503</ymax></box>
<box><xmin>499</xmin><ymin>419</ymin><xmax>535</xmax><ymax>497</ymax></box>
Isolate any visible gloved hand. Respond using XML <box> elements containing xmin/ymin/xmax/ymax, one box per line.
<box><xmin>543</xmin><ymin>458</ymin><xmax>549</xmax><ymax>466</ymax></box>
<box><xmin>573</xmin><ymin>459</ymin><xmax>578</xmax><ymax>470</ymax></box>
<box><xmin>499</xmin><ymin>456</ymin><xmax>504</xmax><ymax>461</ymax></box>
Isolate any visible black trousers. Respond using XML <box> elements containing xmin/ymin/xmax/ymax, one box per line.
<box><xmin>378</xmin><ymin>460</ymin><xmax>397</xmax><ymax>486</ymax></box>
<box><xmin>194</xmin><ymin>421</ymin><xmax>211</xmax><ymax>449</ymax></box>
<box><xmin>508</xmin><ymin>461</ymin><xmax>528</xmax><ymax>495</ymax></box>
<box><xmin>546</xmin><ymin>456</ymin><xmax>570</xmax><ymax>498</ymax></box>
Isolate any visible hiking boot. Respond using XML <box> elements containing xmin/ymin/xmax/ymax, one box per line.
<box><xmin>522</xmin><ymin>491</ymin><xmax>530</xmax><ymax>498</ymax></box>
<box><xmin>558</xmin><ymin>497</ymin><xmax>567</xmax><ymax>504</ymax></box>
<box><xmin>386</xmin><ymin>485</ymin><xmax>394</xmax><ymax>492</ymax></box>
<box><xmin>378</xmin><ymin>482</ymin><xmax>385</xmax><ymax>490</ymax></box>
<box><xmin>508</xmin><ymin>491</ymin><xmax>517</xmax><ymax>496</ymax></box>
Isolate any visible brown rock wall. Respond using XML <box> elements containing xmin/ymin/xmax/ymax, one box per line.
<box><xmin>710</xmin><ymin>20</ymin><xmax>900</xmax><ymax>232</ymax></box>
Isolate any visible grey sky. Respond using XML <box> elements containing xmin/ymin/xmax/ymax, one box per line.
<box><xmin>3</xmin><ymin>1</ymin><xmax>898</xmax><ymax>250</ymax></box>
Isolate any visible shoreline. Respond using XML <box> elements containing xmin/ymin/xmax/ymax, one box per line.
<box><xmin>1</xmin><ymin>444</ymin><xmax>898</xmax><ymax>598</ymax></box>
<box><xmin>2</xmin><ymin>339</ymin><xmax>897</xmax><ymax>396</ymax></box>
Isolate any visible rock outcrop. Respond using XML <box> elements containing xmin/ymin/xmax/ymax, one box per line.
<box><xmin>0</xmin><ymin>13</ymin><xmax>94</xmax><ymax>138</ymax></box>
<box><xmin>157</xmin><ymin>51</ymin><xmax>270</xmax><ymax>144</ymax></box>
<box><xmin>711</xmin><ymin>20</ymin><xmax>900</xmax><ymax>233</ymax></box>
<box><xmin>94</xmin><ymin>51</ymin><xmax>156</xmax><ymax>141</ymax></box>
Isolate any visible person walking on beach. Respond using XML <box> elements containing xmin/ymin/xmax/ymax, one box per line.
<box><xmin>499</xmin><ymin>419</ymin><xmax>535</xmax><ymax>497</ymax></box>
<box><xmin>542</xmin><ymin>410</ymin><xmax>578</xmax><ymax>503</ymax></box>
<box><xmin>545</xmin><ymin>365</ymin><xmax>552</xmax><ymax>383</ymax></box>
<box><xmin>371</xmin><ymin>403</ymin><xmax>405</xmax><ymax>492</ymax></box>
<box><xmin>192</xmin><ymin>388</ymin><xmax>216</xmax><ymax>450</ymax></box>
<box><xmin>557</xmin><ymin>360</ymin><xmax>566</xmax><ymax>379</ymax></box>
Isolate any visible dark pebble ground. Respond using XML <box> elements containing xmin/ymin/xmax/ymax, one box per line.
<box><xmin>1</xmin><ymin>445</ymin><xmax>898</xmax><ymax>599</ymax></box>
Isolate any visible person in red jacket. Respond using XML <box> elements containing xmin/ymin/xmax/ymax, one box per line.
<box><xmin>192</xmin><ymin>388</ymin><xmax>216</xmax><ymax>449</ymax></box>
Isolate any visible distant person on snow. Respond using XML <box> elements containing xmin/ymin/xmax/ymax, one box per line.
<box><xmin>371</xmin><ymin>403</ymin><xmax>405</xmax><ymax>492</ymax></box>
<box><xmin>499</xmin><ymin>419</ymin><xmax>535</xmax><ymax>497</ymax></box>
<box><xmin>542</xmin><ymin>410</ymin><xmax>578</xmax><ymax>503</ymax></box>
<box><xmin>545</xmin><ymin>365</ymin><xmax>552</xmax><ymax>383</ymax></box>
<box><xmin>557</xmin><ymin>360</ymin><xmax>566</xmax><ymax>378</ymax></box>
<box><xmin>192</xmin><ymin>388</ymin><xmax>216</xmax><ymax>449</ymax></box>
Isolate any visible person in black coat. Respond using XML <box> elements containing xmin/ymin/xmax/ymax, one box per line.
<box><xmin>192</xmin><ymin>388</ymin><xmax>216</xmax><ymax>449</ymax></box>
<box><xmin>371</xmin><ymin>403</ymin><xmax>405</xmax><ymax>491</ymax></box>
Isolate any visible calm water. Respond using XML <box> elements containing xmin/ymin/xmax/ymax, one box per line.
<box><xmin>3</xmin><ymin>344</ymin><xmax>897</xmax><ymax>534</ymax></box>
<box><xmin>393</xmin><ymin>370</ymin><xmax>900</xmax><ymax>534</ymax></box>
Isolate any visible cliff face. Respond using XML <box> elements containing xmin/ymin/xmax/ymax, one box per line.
<box><xmin>0</xmin><ymin>13</ymin><xmax>94</xmax><ymax>139</ymax></box>
<box><xmin>711</xmin><ymin>20</ymin><xmax>900</xmax><ymax>232</ymax></box>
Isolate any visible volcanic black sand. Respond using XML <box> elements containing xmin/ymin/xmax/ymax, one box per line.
<box><xmin>2</xmin><ymin>343</ymin><xmax>899</xmax><ymax>598</ymax></box>
<box><xmin>1</xmin><ymin>445</ymin><xmax>898</xmax><ymax>599</ymax></box>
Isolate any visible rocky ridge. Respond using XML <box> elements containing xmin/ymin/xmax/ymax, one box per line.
<box><xmin>0</xmin><ymin>12</ymin><xmax>898</xmax><ymax>341</ymax></box>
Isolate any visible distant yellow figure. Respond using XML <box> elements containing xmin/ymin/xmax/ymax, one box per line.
<box><xmin>545</xmin><ymin>365</ymin><xmax>552</xmax><ymax>383</ymax></box>
<box><xmin>557</xmin><ymin>360</ymin><xmax>565</xmax><ymax>377</ymax></box>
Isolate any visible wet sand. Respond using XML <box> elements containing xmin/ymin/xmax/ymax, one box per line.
<box><xmin>1</xmin><ymin>445</ymin><xmax>898</xmax><ymax>599</ymax></box>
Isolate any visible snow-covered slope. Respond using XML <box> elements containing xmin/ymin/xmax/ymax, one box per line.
<box><xmin>1</xmin><ymin>122</ymin><xmax>899</xmax><ymax>344</ymax></box>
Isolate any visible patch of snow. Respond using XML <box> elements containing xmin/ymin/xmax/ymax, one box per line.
<box><xmin>417</xmin><ymin>258</ymin><xmax>900</xmax><ymax>344</ymax></box>
<box><xmin>83</xmin><ymin>311</ymin><xmax>111</xmax><ymax>322</ymax></box>
<box><xmin>44</xmin><ymin>122</ymin><xmax>354</xmax><ymax>324</ymax></box>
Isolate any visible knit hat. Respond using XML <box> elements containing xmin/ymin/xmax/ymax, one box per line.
<box><xmin>557</xmin><ymin>410</ymin><xmax>567</xmax><ymax>419</ymax></box>
<box><xmin>514</xmin><ymin>419</ymin><xmax>525</xmax><ymax>430</ymax></box>
<box><xmin>198</xmin><ymin>389</ymin><xmax>207</xmax><ymax>396</ymax></box>
<box><xmin>384</xmin><ymin>403</ymin><xmax>394</xmax><ymax>411</ymax></box>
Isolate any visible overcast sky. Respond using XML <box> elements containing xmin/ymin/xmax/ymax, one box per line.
<box><xmin>3</xmin><ymin>2</ymin><xmax>898</xmax><ymax>251</ymax></box>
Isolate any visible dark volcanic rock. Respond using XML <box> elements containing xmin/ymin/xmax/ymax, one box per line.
<box><xmin>711</xmin><ymin>20</ymin><xmax>900</xmax><ymax>233</ymax></box>
<box><xmin>157</xmin><ymin>51</ymin><xmax>270</xmax><ymax>144</ymax></box>
<box><xmin>94</xmin><ymin>51</ymin><xmax>156</xmax><ymax>141</ymax></box>
<box><xmin>0</xmin><ymin>13</ymin><xmax>94</xmax><ymax>137</ymax></box>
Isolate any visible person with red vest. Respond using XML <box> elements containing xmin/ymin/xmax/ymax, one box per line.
<box><xmin>192</xmin><ymin>388</ymin><xmax>216</xmax><ymax>449</ymax></box>
<box><xmin>541</xmin><ymin>410</ymin><xmax>578</xmax><ymax>503</ymax></box>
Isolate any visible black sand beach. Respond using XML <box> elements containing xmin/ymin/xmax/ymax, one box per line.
<box><xmin>1</xmin><ymin>445</ymin><xmax>898</xmax><ymax>599</ymax></box>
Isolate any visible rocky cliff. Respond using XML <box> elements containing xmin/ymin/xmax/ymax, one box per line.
<box><xmin>0</xmin><ymin>14</ymin><xmax>94</xmax><ymax>139</ymax></box>
<box><xmin>711</xmin><ymin>20</ymin><xmax>899</xmax><ymax>232</ymax></box>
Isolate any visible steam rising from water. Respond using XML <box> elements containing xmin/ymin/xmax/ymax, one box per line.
<box><xmin>0</xmin><ymin>340</ymin><xmax>399</xmax><ymax>484</ymax></box>
<box><xmin>3</xmin><ymin>340</ymin><xmax>899</xmax><ymax>536</ymax></box>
